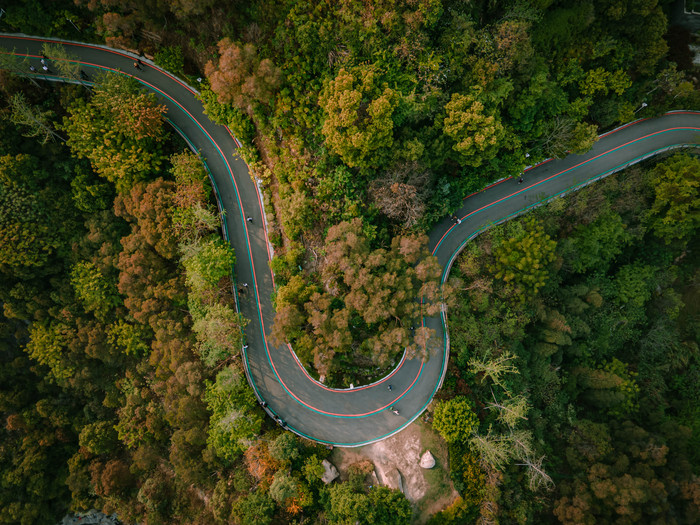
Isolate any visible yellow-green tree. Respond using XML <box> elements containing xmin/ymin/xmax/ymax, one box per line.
<box><xmin>60</xmin><ymin>72</ymin><xmax>167</xmax><ymax>193</ymax></box>
<box><xmin>491</xmin><ymin>220</ymin><xmax>557</xmax><ymax>298</ymax></box>
<box><xmin>320</xmin><ymin>65</ymin><xmax>399</xmax><ymax>169</ymax></box>
<box><xmin>443</xmin><ymin>93</ymin><xmax>504</xmax><ymax>167</ymax></box>
<box><xmin>433</xmin><ymin>396</ymin><xmax>479</xmax><ymax>444</ymax></box>
<box><xmin>646</xmin><ymin>153</ymin><xmax>700</xmax><ymax>245</ymax></box>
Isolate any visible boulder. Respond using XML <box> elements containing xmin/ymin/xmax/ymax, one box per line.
<box><xmin>420</xmin><ymin>450</ymin><xmax>436</xmax><ymax>469</ymax></box>
<box><xmin>321</xmin><ymin>459</ymin><xmax>339</xmax><ymax>484</ymax></box>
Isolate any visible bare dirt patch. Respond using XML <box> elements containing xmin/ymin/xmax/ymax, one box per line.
<box><xmin>330</xmin><ymin>419</ymin><xmax>459</xmax><ymax>523</ymax></box>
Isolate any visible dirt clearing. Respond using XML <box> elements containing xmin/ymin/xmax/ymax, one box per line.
<box><xmin>330</xmin><ymin>420</ymin><xmax>458</xmax><ymax>523</ymax></box>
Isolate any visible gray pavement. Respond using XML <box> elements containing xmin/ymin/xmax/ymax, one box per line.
<box><xmin>2</xmin><ymin>34</ymin><xmax>698</xmax><ymax>446</ymax></box>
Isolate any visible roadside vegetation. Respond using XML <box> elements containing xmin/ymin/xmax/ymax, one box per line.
<box><xmin>433</xmin><ymin>153</ymin><xmax>700</xmax><ymax>523</ymax></box>
<box><xmin>3</xmin><ymin>0</ymin><xmax>698</xmax><ymax>383</ymax></box>
<box><xmin>0</xmin><ymin>59</ymin><xmax>411</xmax><ymax>525</ymax></box>
<box><xmin>0</xmin><ymin>1</ymin><xmax>699</xmax><ymax>524</ymax></box>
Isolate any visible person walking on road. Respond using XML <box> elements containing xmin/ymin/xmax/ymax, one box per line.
<box><xmin>246</xmin><ymin>216</ymin><xmax>253</xmax><ymax>222</ymax></box>
<box><xmin>42</xmin><ymin>64</ymin><xmax>51</xmax><ymax>73</ymax></box>
<box><xmin>29</xmin><ymin>65</ymin><xmax>36</xmax><ymax>73</ymax></box>
<box><xmin>387</xmin><ymin>384</ymin><xmax>393</xmax><ymax>391</ymax></box>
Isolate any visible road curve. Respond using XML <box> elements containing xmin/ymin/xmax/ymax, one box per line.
<box><xmin>2</xmin><ymin>34</ymin><xmax>699</xmax><ymax>446</ymax></box>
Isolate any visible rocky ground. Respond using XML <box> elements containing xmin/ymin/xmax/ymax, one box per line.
<box><xmin>330</xmin><ymin>420</ymin><xmax>458</xmax><ymax>523</ymax></box>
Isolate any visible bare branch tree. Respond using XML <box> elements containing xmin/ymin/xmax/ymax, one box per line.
<box><xmin>369</xmin><ymin>161</ymin><xmax>431</xmax><ymax>229</ymax></box>
<box><xmin>516</xmin><ymin>454</ymin><xmax>554</xmax><ymax>492</ymax></box>
<box><xmin>486</xmin><ymin>390</ymin><xmax>529</xmax><ymax>428</ymax></box>
<box><xmin>7</xmin><ymin>92</ymin><xmax>65</xmax><ymax>143</ymax></box>
<box><xmin>468</xmin><ymin>350</ymin><xmax>520</xmax><ymax>390</ymax></box>
<box><xmin>42</xmin><ymin>43</ymin><xmax>91</xmax><ymax>91</ymax></box>
<box><xmin>469</xmin><ymin>428</ymin><xmax>514</xmax><ymax>471</ymax></box>
<box><xmin>539</xmin><ymin>115</ymin><xmax>574</xmax><ymax>158</ymax></box>
<box><xmin>510</xmin><ymin>429</ymin><xmax>534</xmax><ymax>459</ymax></box>
<box><xmin>0</xmin><ymin>49</ymin><xmax>42</xmax><ymax>88</ymax></box>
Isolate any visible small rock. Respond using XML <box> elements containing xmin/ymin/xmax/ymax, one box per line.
<box><xmin>322</xmin><ymin>459</ymin><xmax>339</xmax><ymax>484</ymax></box>
<box><xmin>420</xmin><ymin>450</ymin><xmax>436</xmax><ymax>469</ymax></box>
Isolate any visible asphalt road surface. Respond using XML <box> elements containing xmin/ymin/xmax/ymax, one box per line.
<box><xmin>2</xmin><ymin>34</ymin><xmax>698</xmax><ymax>446</ymax></box>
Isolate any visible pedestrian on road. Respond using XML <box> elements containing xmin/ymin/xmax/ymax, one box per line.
<box><xmin>133</xmin><ymin>61</ymin><xmax>141</xmax><ymax>70</ymax></box>
<box><xmin>518</xmin><ymin>177</ymin><xmax>524</xmax><ymax>184</ymax></box>
<box><xmin>242</xmin><ymin>282</ymin><xmax>248</xmax><ymax>287</ymax></box>
<box><xmin>42</xmin><ymin>65</ymin><xmax>51</xmax><ymax>73</ymax></box>
<box><xmin>40</xmin><ymin>57</ymin><xmax>46</xmax><ymax>65</ymax></box>
<box><xmin>387</xmin><ymin>384</ymin><xmax>392</xmax><ymax>391</ymax></box>
<box><xmin>242</xmin><ymin>344</ymin><xmax>248</xmax><ymax>350</ymax></box>
<box><xmin>29</xmin><ymin>65</ymin><xmax>36</xmax><ymax>73</ymax></box>
<box><xmin>246</xmin><ymin>216</ymin><xmax>253</xmax><ymax>222</ymax></box>
<box><xmin>451</xmin><ymin>214</ymin><xmax>458</xmax><ymax>223</ymax></box>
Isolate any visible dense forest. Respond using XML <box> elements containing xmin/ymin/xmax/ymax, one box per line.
<box><xmin>3</xmin><ymin>0</ymin><xmax>698</xmax><ymax>381</ymax></box>
<box><xmin>432</xmin><ymin>152</ymin><xmax>700</xmax><ymax>523</ymax></box>
<box><xmin>0</xmin><ymin>0</ymin><xmax>699</xmax><ymax>524</ymax></box>
<box><xmin>0</xmin><ymin>54</ymin><xmax>412</xmax><ymax>525</ymax></box>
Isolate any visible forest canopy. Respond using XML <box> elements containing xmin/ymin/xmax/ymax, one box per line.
<box><xmin>0</xmin><ymin>0</ymin><xmax>698</xmax><ymax>523</ymax></box>
<box><xmin>441</xmin><ymin>153</ymin><xmax>700</xmax><ymax>523</ymax></box>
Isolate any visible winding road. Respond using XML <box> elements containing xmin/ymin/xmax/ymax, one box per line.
<box><xmin>2</xmin><ymin>34</ymin><xmax>698</xmax><ymax>447</ymax></box>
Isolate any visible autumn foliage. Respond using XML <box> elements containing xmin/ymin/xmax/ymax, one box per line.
<box><xmin>272</xmin><ymin>218</ymin><xmax>443</xmax><ymax>378</ymax></box>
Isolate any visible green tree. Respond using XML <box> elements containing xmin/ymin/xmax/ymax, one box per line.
<box><xmin>231</xmin><ymin>491</ymin><xmax>275</xmax><ymax>525</ymax></box>
<box><xmin>303</xmin><ymin>455</ymin><xmax>326</xmax><ymax>484</ymax></box>
<box><xmin>0</xmin><ymin>154</ymin><xmax>64</xmax><ymax>271</ymax></box>
<box><xmin>319</xmin><ymin>65</ymin><xmax>399</xmax><ymax>169</ymax></box>
<box><xmin>432</xmin><ymin>396</ymin><xmax>479</xmax><ymax>444</ymax></box>
<box><xmin>491</xmin><ymin>220</ymin><xmax>556</xmax><ymax>297</ymax></box>
<box><xmin>60</xmin><ymin>72</ymin><xmax>167</xmax><ymax>192</ymax></box>
<box><xmin>107</xmin><ymin>320</ymin><xmax>150</xmax><ymax>358</ymax></box>
<box><xmin>269</xmin><ymin>432</ymin><xmax>302</xmax><ymax>466</ymax></box>
<box><xmin>192</xmin><ymin>303</ymin><xmax>247</xmax><ymax>367</ymax></box>
<box><xmin>327</xmin><ymin>482</ymin><xmax>370</xmax><ymax>525</ymax></box>
<box><xmin>442</xmin><ymin>93</ymin><xmax>504</xmax><ymax>168</ymax></box>
<box><xmin>367</xmin><ymin>486</ymin><xmax>413</xmax><ymax>525</ymax></box>
<box><xmin>269</xmin><ymin>471</ymin><xmax>299</xmax><ymax>504</ymax></box>
<box><xmin>205</xmin><ymin>367</ymin><xmax>263</xmax><ymax>463</ymax></box>
<box><xmin>181</xmin><ymin>236</ymin><xmax>236</xmax><ymax>298</ymax></box>
<box><xmin>70</xmin><ymin>163</ymin><xmax>113</xmax><ymax>213</ymax></box>
<box><xmin>615</xmin><ymin>263</ymin><xmax>657</xmax><ymax>308</ymax></box>
<box><xmin>79</xmin><ymin>421</ymin><xmax>119</xmax><ymax>455</ymax></box>
<box><xmin>561</xmin><ymin>212</ymin><xmax>631</xmax><ymax>274</ymax></box>
<box><xmin>70</xmin><ymin>260</ymin><xmax>121</xmax><ymax>319</ymax></box>
<box><xmin>645</xmin><ymin>153</ymin><xmax>700</xmax><ymax>244</ymax></box>
<box><xmin>24</xmin><ymin>321</ymin><xmax>76</xmax><ymax>382</ymax></box>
